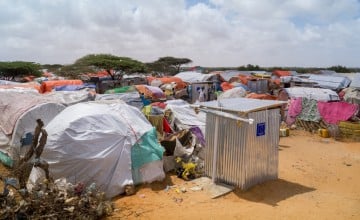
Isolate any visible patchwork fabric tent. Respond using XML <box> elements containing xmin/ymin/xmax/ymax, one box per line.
<box><xmin>29</xmin><ymin>101</ymin><xmax>165</xmax><ymax>198</ymax></box>
<box><xmin>0</xmin><ymin>89</ymin><xmax>65</xmax><ymax>154</ymax></box>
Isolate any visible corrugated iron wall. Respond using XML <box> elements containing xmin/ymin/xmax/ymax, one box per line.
<box><xmin>205</xmin><ymin>108</ymin><xmax>280</xmax><ymax>190</ymax></box>
<box><xmin>247</xmin><ymin>79</ymin><xmax>269</xmax><ymax>94</ymax></box>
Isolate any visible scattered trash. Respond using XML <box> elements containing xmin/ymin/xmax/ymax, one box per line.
<box><xmin>343</xmin><ymin>162</ymin><xmax>352</xmax><ymax>166</ymax></box>
<box><xmin>172</xmin><ymin>197</ymin><xmax>183</xmax><ymax>203</ymax></box>
<box><xmin>190</xmin><ymin>186</ymin><xmax>203</xmax><ymax>191</ymax></box>
<box><xmin>139</xmin><ymin>194</ymin><xmax>146</xmax><ymax>198</ymax></box>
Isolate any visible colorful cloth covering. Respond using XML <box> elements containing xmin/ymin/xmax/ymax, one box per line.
<box><xmin>286</xmin><ymin>98</ymin><xmax>302</xmax><ymax>125</ymax></box>
<box><xmin>317</xmin><ymin>101</ymin><xmax>358</xmax><ymax>124</ymax></box>
<box><xmin>298</xmin><ymin>98</ymin><xmax>321</xmax><ymax>122</ymax></box>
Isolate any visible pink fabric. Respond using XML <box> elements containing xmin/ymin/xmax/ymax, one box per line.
<box><xmin>286</xmin><ymin>98</ymin><xmax>302</xmax><ymax>125</ymax></box>
<box><xmin>317</xmin><ymin>101</ymin><xmax>358</xmax><ymax>124</ymax></box>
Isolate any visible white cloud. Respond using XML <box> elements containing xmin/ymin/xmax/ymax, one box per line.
<box><xmin>0</xmin><ymin>0</ymin><xmax>359</xmax><ymax>67</ymax></box>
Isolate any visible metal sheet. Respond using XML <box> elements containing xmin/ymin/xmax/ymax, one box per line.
<box><xmin>205</xmin><ymin>108</ymin><xmax>280</xmax><ymax>190</ymax></box>
<box><xmin>247</xmin><ymin>79</ymin><xmax>269</xmax><ymax>94</ymax></box>
<box><xmin>200</xmin><ymin>98</ymin><xmax>286</xmax><ymax>113</ymax></box>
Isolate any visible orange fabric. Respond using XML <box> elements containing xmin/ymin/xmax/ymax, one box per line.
<box><xmin>135</xmin><ymin>85</ymin><xmax>153</xmax><ymax>98</ymax></box>
<box><xmin>273</xmin><ymin>70</ymin><xmax>290</xmax><ymax>77</ymax></box>
<box><xmin>246</xmin><ymin>93</ymin><xmax>277</xmax><ymax>100</ymax></box>
<box><xmin>229</xmin><ymin>75</ymin><xmax>255</xmax><ymax>85</ymax></box>
<box><xmin>40</xmin><ymin>80</ymin><xmax>83</xmax><ymax>93</ymax></box>
<box><xmin>146</xmin><ymin>76</ymin><xmax>187</xmax><ymax>90</ymax></box>
<box><xmin>86</xmin><ymin>70</ymin><xmax>112</xmax><ymax>78</ymax></box>
<box><xmin>220</xmin><ymin>82</ymin><xmax>234</xmax><ymax>91</ymax></box>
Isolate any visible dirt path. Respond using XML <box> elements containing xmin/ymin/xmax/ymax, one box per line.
<box><xmin>110</xmin><ymin>130</ymin><xmax>360</xmax><ymax>220</ymax></box>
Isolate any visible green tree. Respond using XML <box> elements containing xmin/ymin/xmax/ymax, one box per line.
<box><xmin>0</xmin><ymin>61</ymin><xmax>41</xmax><ymax>81</ymax></box>
<box><xmin>237</xmin><ymin>64</ymin><xmax>262</xmax><ymax>71</ymax></box>
<box><xmin>53</xmin><ymin>64</ymin><xmax>94</xmax><ymax>79</ymax></box>
<box><xmin>327</xmin><ymin>65</ymin><xmax>350</xmax><ymax>73</ymax></box>
<box><xmin>147</xmin><ymin>56</ymin><xmax>192</xmax><ymax>75</ymax></box>
<box><xmin>74</xmin><ymin>54</ymin><xmax>146</xmax><ymax>80</ymax></box>
<box><xmin>41</xmin><ymin>64</ymin><xmax>64</xmax><ymax>73</ymax></box>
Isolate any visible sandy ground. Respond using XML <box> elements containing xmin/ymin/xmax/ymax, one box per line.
<box><xmin>0</xmin><ymin>129</ymin><xmax>359</xmax><ymax>219</ymax></box>
<box><xmin>110</xmin><ymin>130</ymin><xmax>360</xmax><ymax>220</ymax></box>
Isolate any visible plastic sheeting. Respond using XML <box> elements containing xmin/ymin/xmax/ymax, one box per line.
<box><xmin>175</xmin><ymin>71</ymin><xmax>215</xmax><ymax>83</ymax></box>
<box><xmin>29</xmin><ymin>101</ymin><xmax>161</xmax><ymax>198</ymax></box>
<box><xmin>218</xmin><ymin>87</ymin><xmax>246</xmax><ymax>100</ymax></box>
<box><xmin>343</xmin><ymin>88</ymin><xmax>360</xmax><ymax>104</ymax></box>
<box><xmin>10</xmin><ymin>102</ymin><xmax>65</xmax><ymax>153</ymax></box>
<box><xmin>165</xmin><ymin>100</ymin><xmax>206</xmax><ymax>136</ymax></box>
<box><xmin>285</xmin><ymin>87</ymin><xmax>339</xmax><ymax>102</ymax></box>
<box><xmin>44</xmin><ymin>89</ymin><xmax>96</xmax><ymax>106</ymax></box>
<box><xmin>308</xmin><ymin>74</ymin><xmax>351</xmax><ymax>90</ymax></box>
<box><xmin>0</xmin><ymin>90</ymin><xmax>59</xmax><ymax>135</ymax></box>
<box><xmin>96</xmin><ymin>92</ymin><xmax>143</xmax><ymax>110</ymax></box>
<box><xmin>350</xmin><ymin>73</ymin><xmax>360</xmax><ymax>89</ymax></box>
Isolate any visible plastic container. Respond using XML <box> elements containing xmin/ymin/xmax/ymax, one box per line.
<box><xmin>279</xmin><ymin>128</ymin><xmax>290</xmax><ymax>137</ymax></box>
<box><xmin>318</xmin><ymin>128</ymin><xmax>330</xmax><ymax>138</ymax></box>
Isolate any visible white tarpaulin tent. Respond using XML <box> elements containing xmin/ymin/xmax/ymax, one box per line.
<box><xmin>284</xmin><ymin>87</ymin><xmax>339</xmax><ymax>102</ymax></box>
<box><xmin>218</xmin><ymin>87</ymin><xmax>247</xmax><ymax>100</ymax></box>
<box><xmin>0</xmin><ymin>89</ymin><xmax>65</xmax><ymax>153</ymax></box>
<box><xmin>175</xmin><ymin>71</ymin><xmax>215</xmax><ymax>83</ymax></box>
<box><xmin>165</xmin><ymin>100</ymin><xmax>206</xmax><ymax>136</ymax></box>
<box><xmin>29</xmin><ymin>101</ymin><xmax>165</xmax><ymax>198</ymax></box>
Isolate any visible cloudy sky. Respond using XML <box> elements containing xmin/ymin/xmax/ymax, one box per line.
<box><xmin>0</xmin><ymin>0</ymin><xmax>359</xmax><ymax>67</ymax></box>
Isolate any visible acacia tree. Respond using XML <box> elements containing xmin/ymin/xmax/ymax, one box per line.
<box><xmin>0</xmin><ymin>61</ymin><xmax>41</xmax><ymax>81</ymax></box>
<box><xmin>74</xmin><ymin>54</ymin><xmax>146</xmax><ymax>80</ymax></box>
<box><xmin>147</xmin><ymin>56</ymin><xmax>192</xmax><ymax>75</ymax></box>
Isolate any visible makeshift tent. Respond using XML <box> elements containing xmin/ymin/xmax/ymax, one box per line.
<box><xmin>0</xmin><ymin>81</ymin><xmax>41</xmax><ymax>92</ymax></box>
<box><xmin>135</xmin><ymin>85</ymin><xmax>165</xmax><ymax>99</ymax></box>
<box><xmin>218</xmin><ymin>70</ymin><xmax>243</xmax><ymax>82</ymax></box>
<box><xmin>54</xmin><ymin>84</ymin><xmax>96</xmax><ymax>91</ymax></box>
<box><xmin>29</xmin><ymin>101</ymin><xmax>165</xmax><ymax>198</ymax></box>
<box><xmin>273</xmin><ymin>70</ymin><xmax>291</xmax><ymax>77</ymax></box>
<box><xmin>342</xmin><ymin>88</ymin><xmax>360</xmax><ymax>104</ymax></box>
<box><xmin>350</xmin><ymin>73</ymin><xmax>360</xmax><ymax>89</ymax></box>
<box><xmin>301</xmin><ymin>74</ymin><xmax>351</xmax><ymax>91</ymax></box>
<box><xmin>0</xmin><ymin>90</ymin><xmax>65</xmax><ymax>155</ymax></box>
<box><xmin>147</xmin><ymin>76</ymin><xmax>187</xmax><ymax>90</ymax></box>
<box><xmin>174</xmin><ymin>71</ymin><xmax>215</xmax><ymax>83</ymax></box>
<box><xmin>165</xmin><ymin>100</ymin><xmax>206</xmax><ymax>136</ymax></box>
<box><xmin>44</xmin><ymin>89</ymin><xmax>96</xmax><ymax>106</ymax></box>
<box><xmin>105</xmin><ymin>85</ymin><xmax>137</xmax><ymax>94</ymax></box>
<box><xmin>96</xmin><ymin>92</ymin><xmax>143</xmax><ymax>110</ymax></box>
<box><xmin>284</xmin><ymin>87</ymin><xmax>339</xmax><ymax>102</ymax></box>
<box><xmin>218</xmin><ymin>87</ymin><xmax>247</xmax><ymax>100</ymax></box>
<box><xmin>286</xmin><ymin>97</ymin><xmax>359</xmax><ymax>126</ymax></box>
<box><xmin>40</xmin><ymin>80</ymin><xmax>83</xmax><ymax>93</ymax></box>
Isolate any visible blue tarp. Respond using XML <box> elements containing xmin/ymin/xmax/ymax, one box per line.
<box><xmin>54</xmin><ymin>83</ymin><xmax>96</xmax><ymax>91</ymax></box>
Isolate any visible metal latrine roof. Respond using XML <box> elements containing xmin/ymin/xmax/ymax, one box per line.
<box><xmin>199</xmin><ymin>97</ymin><xmax>286</xmax><ymax>114</ymax></box>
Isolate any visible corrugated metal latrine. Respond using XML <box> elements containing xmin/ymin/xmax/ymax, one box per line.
<box><xmin>204</xmin><ymin>108</ymin><xmax>280</xmax><ymax>190</ymax></box>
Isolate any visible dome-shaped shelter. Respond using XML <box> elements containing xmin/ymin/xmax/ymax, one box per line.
<box><xmin>30</xmin><ymin>101</ymin><xmax>165</xmax><ymax>198</ymax></box>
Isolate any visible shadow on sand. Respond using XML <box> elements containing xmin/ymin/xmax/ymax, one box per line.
<box><xmin>234</xmin><ymin>178</ymin><xmax>315</xmax><ymax>206</ymax></box>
